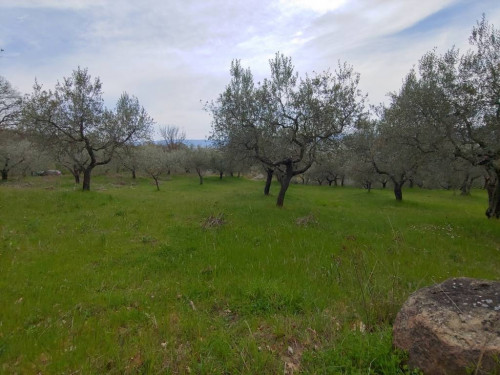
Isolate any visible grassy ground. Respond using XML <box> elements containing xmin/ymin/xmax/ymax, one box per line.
<box><xmin>0</xmin><ymin>174</ymin><xmax>498</xmax><ymax>374</ymax></box>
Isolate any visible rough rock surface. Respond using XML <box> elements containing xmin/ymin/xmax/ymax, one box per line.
<box><xmin>393</xmin><ymin>277</ymin><xmax>500</xmax><ymax>375</ymax></box>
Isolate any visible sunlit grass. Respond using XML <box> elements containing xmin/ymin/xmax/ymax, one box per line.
<box><xmin>0</xmin><ymin>175</ymin><xmax>498</xmax><ymax>373</ymax></box>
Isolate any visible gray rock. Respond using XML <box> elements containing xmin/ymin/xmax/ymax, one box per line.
<box><xmin>393</xmin><ymin>277</ymin><xmax>500</xmax><ymax>375</ymax></box>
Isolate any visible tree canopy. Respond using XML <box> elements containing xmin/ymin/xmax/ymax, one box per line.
<box><xmin>22</xmin><ymin>67</ymin><xmax>154</xmax><ymax>190</ymax></box>
<box><xmin>0</xmin><ymin>76</ymin><xmax>21</xmax><ymax>130</ymax></box>
<box><xmin>208</xmin><ymin>53</ymin><xmax>366</xmax><ymax>206</ymax></box>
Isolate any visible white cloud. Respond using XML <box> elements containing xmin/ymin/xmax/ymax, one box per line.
<box><xmin>0</xmin><ymin>0</ymin><xmax>104</xmax><ymax>9</ymax></box>
<box><xmin>278</xmin><ymin>0</ymin><xmax>347</xmax><ymax>14</ymax></box>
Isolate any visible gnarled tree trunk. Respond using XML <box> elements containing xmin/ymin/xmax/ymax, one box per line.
<box><xmin>364</xmin><ymin>181</ymin><xmax>372</xmax><ymax>192</ymax></box>
<box><xmin>196</xmin><ymin>167</ymin><xmax>203</xmax><ymax>185</ymax></box>
<box><xmin>393</xmin><ymin>180</ymin><xmax>404</xmax><ymax>201</ymax></box>
<box><xmin>276</xmin><ymin>163</ymin><xmax>293</xmax><ymax>207</ymax></box>
<box><xmin>485</xmin><ymin>169</ymin><xmax>500</xmax><ymax>218</ymax></box>
<box><xmin>82</xmin><ymin>166</ymin><xmax>94</xmax><ymax>191</ymax></box>
<box><xmin>153</xmin><ymin>176</ymin><xmax>160</xmax><ymax>191</ymax></box>
<box><xmin>264</xmin><ymin>168</ymin><xmax>273</xmax><ymax>196</ymax></box>
<box><xmin>2</xmin><ymin>157</ymin><xmax>10</xmax><ymax>181</ymax></box>
<box><xmin>460</xmin><ymin>173</ymin><xmax>470</xmax><ymax>195</ymax></box>
<box><xmin>66</xmin><ymin>165</ymin><xmax>81</xmax><ymax>184</ymax></box>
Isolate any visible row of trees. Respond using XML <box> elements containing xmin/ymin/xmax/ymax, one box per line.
<box><xmin>0</xmin><ymin>17</ymin><xmax>498</xmax><ymax>218</ymax></box>
<box><xmin>207</xmin><ymin>16</ymin><xmax>499</xmax><ymax>218</ymax></box>
<box><xmin>1</xmin><ymin>118</ymin><xmax>485</xmax><ymax>196</ymax></box>
<box><xmin>1</xmin><ymin>70</ymin><xmax>247</xmax><ymax>187</ymax></box>
<box><xmin>361</xmin><ymin>16</ymin><xmax>500</xmax><ymax>217</ymax></box>
<box><xmin>1</xmin><ymin>69</ymin><xmax>239</xmax><ymax>190</ymax></box>
<box><xmin>116</xmin><ymin>143</ymin><xmax>247</xmax><ymax>190</ymax></box>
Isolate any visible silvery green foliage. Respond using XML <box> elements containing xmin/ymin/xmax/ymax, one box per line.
<box><xmin>0</xmin><ymin>76</ymin><xmax>21</xmax><ymax>129</ymax></box>
<box><xmin>182</xmin><ymin>146</ymin><xmax>212</xmax><ymax>185</ymax></box>
<box><xmin>388</xmin><ymin>16</ymin><xmax>500</xmax><ymax>216</ymax></box>
<box><xmin>0</xmin><ymin>131</ymin><xmax>33</xmax><ymax>180</ymax></box>
<box><xmin>0</xmin><ymin>76</ymin><xmax>25</xmax><ymax>179</ymax></box>
<box><xmin>138</xmin><ymin>143</ymin><xmax>168</xmax><ymax>190</ymax></box>
<box><xmin>208</xmin><ymin>53</ymin><xmax>365</xmax><ymax>205</ymax></box>
<box><xmin>23</xmin><ymin>67</ymin><xmax>154</xmax><ymax>190</ymax></box>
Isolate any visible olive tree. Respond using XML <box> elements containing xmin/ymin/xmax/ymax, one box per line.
<box><xmin>208</xmin><ymin>53</ymin><xmax>365</xmax><ymax>206</ymax></box>
<box><xmin>208</xmin><ymin>148</ymin><xmax>226</xmax><ymax>179</ymax></box>
<box><xmin>22</xmin><ymin>67</ymin><xmax>153</xmax><ymax>190</ymax></box>
<box><xmin>304</xmin><ymin>149</ymin><xmax>346</xmax><ymax>186</ymax></box>
<box><xmin>353</xmin><ymin>65</ymin><xmax>451</xmax><ymax>201</ymax></box>
<box><xmin>183</xmin><ymin>146</ymin><xmax>211</xmax><ymax>185</ymax></box>
<box><xmin>344</xmin><ymin>146</ymin><xmax>379</xmax><ymax>191</ymax></box>
<box><xmin>116</xmin><ymin>144</ymin><xmax>140</xmax><ymax>179</ymax></box>
<box><xmin>219</xmin><ymin>147</ymin><xmax>251</xmax><ymax>178</ymax></box>
<box><xmin>138</xmin><ymin>143</ymin><xmax>167</xmax><ymax>190</ymax></box>
<box><xmin>350</xmin><ymin>116</ymin><xmax>421</xmax><ymax>201</ymax></box>
<box><xmin>442</xmin><ymin>17</ymin><xmax>500</xmax><ymax>217</ymax></box>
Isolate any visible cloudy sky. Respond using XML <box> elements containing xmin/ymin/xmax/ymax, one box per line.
<box><xmin>1</xmin><ymin>0</ymin><xmax>499</xmax><ymax>139</ymax></box>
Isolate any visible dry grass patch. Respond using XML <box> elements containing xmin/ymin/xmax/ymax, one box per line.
<box><xmin>201</xmin><ymin>213</ymin><xmax>225</xmax><ymax>229</ymax></box>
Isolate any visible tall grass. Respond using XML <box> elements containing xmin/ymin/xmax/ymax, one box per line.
<box><xmin>0</xmin><ymin>175</ymin><xmax>498</xmax><ymax>374</ymax></box>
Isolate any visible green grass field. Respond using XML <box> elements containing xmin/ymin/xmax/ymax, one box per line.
<box><xmin>0</xmin><ymin>175</ymin><xmax>498</xmax><ymax>374</ymax></box>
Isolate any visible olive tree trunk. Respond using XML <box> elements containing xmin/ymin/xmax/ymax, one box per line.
<box><xmin>393</xmin><ymin>181</ymin><xmax>404</xmax><ymax>201</ymax></box>
<box><xmin>2</xmin><ymin>157</ymin><xmax>10</xmax><ymax>181</ymax></box>
<box><xmin>264</xmin><ymin>168</ymin><xmax>273</xmax><ymax>196</ymax></box>
<box><xmin>276</xmin><ymin>164</ymin><xmax>293</xmax><ymax>207</ymax></box>
<box><xmin>153</xmin><ymin>176</ymin><xmax>160</xmax><ymax>191</ymax></box>
<box><xmin>196</xmin><ymin>168</ymin><xmax>203</xmax><ymax>185</ymax></box>
<box><xmin>486</xmin><ymin>169</ymin><xmax>500</xmax><ymax>218</ymax></box>
<box><xmin>82</xmin><ymin>166</ymin><xmax>94</xmax><ymax>191</ymax></box>
<box><xmin>65</xmin><ymin>165</ymin><xmax>81</xmax><ymax>184</ymax></box>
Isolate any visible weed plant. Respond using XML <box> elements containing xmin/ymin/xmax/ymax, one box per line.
<box><xmin>0</xmin><ymin>175</ymin><xmax>498</xmax><ymax>373</ymax></box>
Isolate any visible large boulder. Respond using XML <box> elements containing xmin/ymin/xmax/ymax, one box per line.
<box><xmin>393</xmin><ymin>277</ymin><xmax>500</xmax><ymax>374</ymax></box>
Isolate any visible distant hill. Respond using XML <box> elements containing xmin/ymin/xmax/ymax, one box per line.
<box><xmin>184</xmin><ymin>139</ymin><xmax>213</xmax><ymax>147</ymax></box>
